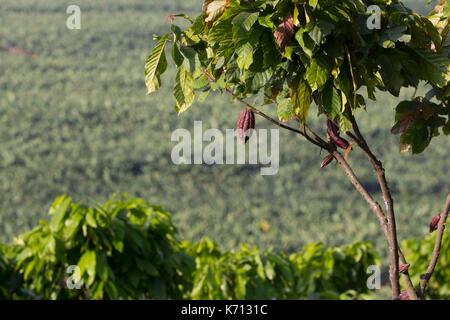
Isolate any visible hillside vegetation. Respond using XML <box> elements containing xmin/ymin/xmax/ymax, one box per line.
<box><xmin>0</xmin><ymin>0</ymin><xmax>449</xmax><ymax>261</ymax></box>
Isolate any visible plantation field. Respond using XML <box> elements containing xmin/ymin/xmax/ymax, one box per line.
<box><xmin>0</xmin><ymin>0</ymin><xmax>448</xmax><ymax>265</ymax></box>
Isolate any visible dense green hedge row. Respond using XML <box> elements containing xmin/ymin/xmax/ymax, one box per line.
<box><xmin>0</xmin><ymin>195</ymin><xmax>447</xmax><ymax>300</ymax></box>
<box><xmin>0</xmin><ymin>196</ymin><xmax>380</xmax><ymax>300</ymax></box>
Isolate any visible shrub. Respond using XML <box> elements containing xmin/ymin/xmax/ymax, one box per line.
<box><xmin>10</xmin><ymin>196</ymin><xmax>193</xmax><ymax>299</ymax></box>
<box><xmin>2</xmin><ymin>195</ymin><xmax>380</xmax><ymax>300</ymax></box>
<box><xmin>403</xmin><ymin>231</ymin><xmax>450</xmax><ymax>300</ymax></box>
<box><xmin>184</xmin><ymin>239</ymin><xmax>379</xmax><ymax>300</ymax></box>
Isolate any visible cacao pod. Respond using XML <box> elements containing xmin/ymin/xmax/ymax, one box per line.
<box><xmin>326</xmin><ymin>120</ymin><xmax>350</xmax><ymax>149</ymax></box>
<box><xmin>326</xmin><ymin>120</ymin><xmax>340</xmax><ymax>139</ymax></box>
<box><xmin>236</xmin><ymin>107</ymin><xmax>255</xmax><ymax>143</ymax></box>
<box><xmin>429</xmin><ymin>214</ymin><xmax>440</xmax><ymax>233</ymax></box>
<box><xmin>333</xmin><ymin>137</ymin><xmax>350</xmax><ymax>150</ymax></box>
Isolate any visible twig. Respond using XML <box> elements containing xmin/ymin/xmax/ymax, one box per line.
<box><xmin>418</xmin><ymin>193</ymin><xmax>450</xmax><ymax>299</ymax></box>
<box><xmin>201</xmin><ymin>69</ymin><xmax>328</xmax><ymax>149</ymax></box>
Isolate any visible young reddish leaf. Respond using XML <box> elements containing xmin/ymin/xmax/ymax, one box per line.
<box><xmin>320</xmin><ymin>154</ymin><xmax>335</xmax><ymax>169</ymax></box>
<box><xmin>343</xmin><ymin>144</ymin><xmax>352</xmax><ymax>161</ymax></box>
<box><xmin>429</xmin><ymin>213</ymin><xmax>441</xmax><ymax>233</ymax></box>
<box><xmin>274</xmin><ymin>14</ymin><xmax>294</xmax><ymax>50</ymax></box>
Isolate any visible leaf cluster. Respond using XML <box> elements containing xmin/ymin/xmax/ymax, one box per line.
<box><xmin>146</xmin><ymin>0</ymin><xmax>450</xmax><ymax>153</ymax></box>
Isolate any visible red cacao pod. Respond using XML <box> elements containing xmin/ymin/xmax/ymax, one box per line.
<box><xmin>326</xmin><ymin>120</ymin><xmax>350</xmax><ymax>149</ymax></box>
<box><xmin>333</xmin><ymin>137</ymin><xmax>350</xmax><ymax>150</ymax></box>
<box><xmin>236</xmin><ymin>107</ymin><xmax>255</xmax><ymax>143</ymax></box>
<box><xmin>327</xmin><ymin>120</ymin><xmax>340</xmax><ymax>138</ymax></box>
<box><xmin>429</xmin><ymin>214</ymin><xmax>440</xmax><ymax>233</ymax></box>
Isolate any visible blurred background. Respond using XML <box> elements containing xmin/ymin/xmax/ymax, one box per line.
<box><xmin>0</xmin><ymin>0</ymin><xmax>448</xmax><ymax>261</ymax></box>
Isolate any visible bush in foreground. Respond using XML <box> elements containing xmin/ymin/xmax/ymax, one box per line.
<box><xmin>0</xmin><ymin>196</ymin><xmax>447</xmax><ymax>299</ymax></box>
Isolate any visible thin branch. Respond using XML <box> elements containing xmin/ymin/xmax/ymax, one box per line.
<box><xmin>346</xmin><ymin>113</ymin><xmax>418</xmax><ymax>299</ymax></box>
<box><xmin>419</xmin><ymin>193</ymin><xmax>450</xmax><ymax>299</ymax></box>
<box><xmin>345</xmin><ymin>112</ymin><xmax>402</xmax><ymax>299</ymax></box>
<box><xmin>331</xmin><ymin>152</ymin><xmax>388</xmax><ymax>233</ymax></box>
<box><xmin>201</xmin><ymin>69</ymin><xmax>328</xmax><ymax>149</ymax></box>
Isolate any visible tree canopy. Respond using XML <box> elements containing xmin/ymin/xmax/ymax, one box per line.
<box><xmin>145</xmin><ymin>0</ymin><xmax>450</xmax><ymax>154</ymax></box>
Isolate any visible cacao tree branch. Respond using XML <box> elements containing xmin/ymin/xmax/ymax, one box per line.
<box><xmin>201</xmin><ymin>69</ymin><xmax>328</xmax><ymax>149</ymax></box>
<box><xmin>331</xmin><ymin>152</ymin><xmax>388</xmax><ymax>235</ymax></box>
<box><xmin>345</xmin><ymin>112</ymin><xmax>413</xmax><ymax>299</ymax></box>
<box><xmin>232</xmin><ymin>95</ymin><xmax>326</xmax><ymax>149</ymax></box>
<box><xmin>418</xmin><ymin>193</ymin><xmax>450</xmax><ymax>299</ymax></box>
<box><xmin>347</xmin><ymin>130</ymin><xmax>418</xmax><ymax>299</ymax></box>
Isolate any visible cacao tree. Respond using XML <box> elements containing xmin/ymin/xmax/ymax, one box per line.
<box><xmin>145</xmin><ymin>0</ymin><xmax>450</xmax><ymax>299</ymax></box>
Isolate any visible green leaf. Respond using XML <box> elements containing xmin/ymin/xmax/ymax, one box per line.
<box><xmin>413</xmin><ymin>49</ymin><xmax>450</xmax><ymax>88</ymax></box>
<box><xmin>322</xmin><ymin>81</ymin><xmax>341</xmax><ymax>119</ymax></box>
<box><xmin>338</xmin><ymin>114</ymin><xmax>352</xmax><ymax>133</ymax></box>
<box><xmin>377</xmin><ymin>53</ymin><xmax>404</xmax><ymax>96</ymax></box>
<box><xmin>174</xmin><ymin>65</ymin><xmax>195</xmax><ymax>114</ymax></box>
<box><xmin>245</xmin><ymin>69</ymin><xmax>273</xmax><ymax>92</ymax></box>
<box><xmin>235</xmin><ymin>272</ymin><xmax>247</xmax><ymax>299</ymax></box>
<box><xmin>306</xmin><ymin>54</ymin><xmax>331</xmax><ymax>91</ymax></box>
<box><xmin>276</xmin><ymin>96</ymin><xmax>294</xmax><ymax>122</ymax></box>
<box><xmin>309</xmin><ymin>0</ymin><xmax>319</xmax><ymax>9</ymax></box>
<box><xmin>78</xmin><ymin>250</ymin><xmax>97</xmax><ymax>286</ymax></box>
<box><xmin>145</xmin><ymin>34</ymin><xmax>169</xmax><ymax>94</ymax></box>
<box><xmin>180</xmin><ymin>45</ymin><xmax>200</xmax><ymax>75</ymax></box>
<box><xmin>234</xmin><ymin>12</ymin><xmax>259</xmax><ymax>32</ymax></box>
<box><xmin>309</xmin><ymin>20</ymin><xmax>334</xmax><ymax>46</ymax></box>
<box><xmin>261</xmin><ymin>32</ymin><xmax>279</xmax><ymax>67</ymax></box>
<box><xmin>49</xmin><ymin>196</ymin><xmax>72</xmax><ymax>232</ymax></box>
<box><xmin>258</xmin><ymin>15</ymin><xmax>275</xmax><ymax>29</ymax></box>
<box><xmin>62</xmin><ymin>207</ymin><xmax>84</xmax><ymax>240</ymax></box>
<box><xmin>400</xmin><ymin>119</ymin><xmax>431</xmax><ymax>154</ymax></box>
<box><xmin>292</xmin><ymin>78</ymin><xmax>312</xmax><ymax>124</ymax></box>
<box><xmin>236</xmin><ymin>42</ymin><xmax>254</xmax><ymax>70</ymax></box>
<box><xmin>171</xmin><ymin>43</ymin><xmax>184</xmax><ymax>67</ymax></box>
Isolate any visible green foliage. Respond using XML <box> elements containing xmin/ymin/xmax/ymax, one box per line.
<box><xmin>10</xmin><ymin>196</ymin><xmax>192</xmax><ymax>299</ymax></box>
<box><xmin>1</xmin><ymin>196</ymin><xmax>379</xmax><ymax>300</ymax></box>
<box><xmin>1</xmin><ymin>0</ymin><xmax>449</xmax><ymax>266</ymax></box>
<box><xmin>145</xmin><ymin>34</ymin><xmax>169</xmax><ymax>94</ymax></box>
<box><xmin>403</xmin><ymin>230</ymin><xmax>450</xmax><ymax>299</ymax></box>
<box><xmin>147</xmin><ymin>0</ymin><xmax>450</xmax><ymax>153</ymax></box>
<box><xmin>0</xmin><ymin>245</ymin><xmax>17</xmax><ymax>299</ymax></box>
<box><xmin>185</xmin><ymin>239</ymin><xmax>379</xmax><ymax>300</ymax></box>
